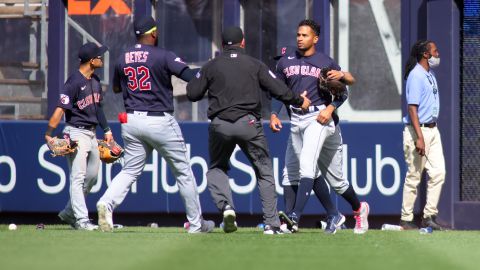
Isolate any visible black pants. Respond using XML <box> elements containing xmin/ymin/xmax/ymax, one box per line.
<box><xmin>207</xmin><ymin>115</ymin><xmax>280</xmax><ymax>227</ymax></box>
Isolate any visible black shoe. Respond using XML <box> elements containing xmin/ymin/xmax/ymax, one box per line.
<box><xmin>400</xmin><ymin>220</ymin><xmax>418</xmax><ymax>230</ymax></box>
<box><xmin>263</xmin><ymin>225</ymin><xmax>283</xmax><ymax>235</ymax></box>
<box><xmin>422</xmin><ymin>216</ymin><xmax>444</xmax><ymax>230</ymax></box>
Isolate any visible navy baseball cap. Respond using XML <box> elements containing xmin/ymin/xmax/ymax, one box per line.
<box><xmin>274</xmin><ymin>46</ymin><xmax>297</xmax><ymax>60</ymax></box>
<box><xmin>134</xmin><ymin>16</ymin><xmax>157</xmax><ymax>36</ymax></box>
<box><xmin>222</xmin><ymin>26</ymin><xmax>243</xmax><ymax>45</ymax></box>
<box><xmin>78</xmin><ymin>42</ymin><xmax>108</xmax><ymax>63</ymax></box>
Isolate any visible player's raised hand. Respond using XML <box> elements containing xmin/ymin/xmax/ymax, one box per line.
<box><xmin>269</xmin><ymin>114</ymin><xmax>282</xmax><ymax>132</ymax></box>
<box><xmin>327</xmin><ymin>70</ymin><xmax>345</xmax><ymax>81</ymax></box>
<box><xmin>300</xmin><ymin>91</ymin><xmax>311</xmax><ymax>110</ymax></box>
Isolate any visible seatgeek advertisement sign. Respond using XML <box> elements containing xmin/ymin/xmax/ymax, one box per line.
<box><xmin>0</xmin><ymin>121</ymin><xmax>405</xmax><ymax>215</ymax></box>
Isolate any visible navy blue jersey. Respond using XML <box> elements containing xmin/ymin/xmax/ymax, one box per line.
<box><xmin>275</xmin><ymin>51</ymin><xmax>341</xmax><ymax>106</ymax></box>
<box><xmin>113</xmin><ymin>44</ymin><xmax>188</xmax><ymax>112</ymax></box>
<box><xmin>57</xmin><ymin>71</ymin><xmax>103</xmax><ymax>126</ymax></box>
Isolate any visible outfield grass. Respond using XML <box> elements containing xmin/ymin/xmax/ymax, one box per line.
<box><xmin>1</xmin><ymin>225</ymin><xmax>480</xmax><ymax>270</ymax></box>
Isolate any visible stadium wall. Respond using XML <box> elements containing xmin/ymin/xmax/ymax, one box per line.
<box><xmin>0</xmin><ymin>121</ymin><xmax>406</xmax><ymax>216</ymax></box>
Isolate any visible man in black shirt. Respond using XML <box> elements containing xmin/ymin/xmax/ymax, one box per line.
<box><xmin>187</xmin><ymin>26</ymin><xmax>310</xmax><ymax>234</ymax></box>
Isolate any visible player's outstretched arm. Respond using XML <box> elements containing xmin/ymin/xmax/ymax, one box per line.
<box><xmin>45</xmin><ymin>107</ymin><xmax>65</xmax><ymax>142</ymax></box>
<box><xmin>186</xmin><ymin>68</ymin><xmax>208</xmax><ymax>102</ymax></box>
<box><xmin>179</xmin><ymin>68</ymin><xmax>200</xmax><ymax>82</ymax></box>
<box><xmin>96</xmin><ymin>103</ymin><xmax>113</xmax><ymax>143</ymax></box>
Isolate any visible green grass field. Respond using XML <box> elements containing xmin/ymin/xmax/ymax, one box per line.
<box><xmin>1</xmin><ymin>225</ymin><xmax>480</xmax><ymax>270</ymax></box>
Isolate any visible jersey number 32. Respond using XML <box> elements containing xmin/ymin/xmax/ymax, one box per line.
<box><xmin>124</xmin><ymin>66</ymin><xmax>151</xmax><ymax>91</ymax></box>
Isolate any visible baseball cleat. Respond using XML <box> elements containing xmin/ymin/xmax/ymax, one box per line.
<box><xmin>222</xmin><ymin>205</ymin><xmax>237</xmax><ymax>233</ymax></box>
<box><xmin>97</xmin><ymin>201</ymin><xmax>113</xmax><ymax>232</ymax></box>
<box><xmin>263</xmin><ymin>225</ymin><xmax>284</xmax><ymax>235</ymax></box>
<box><xmin>353</xmin><ymin>202</ymin><xmax>369</xmax><ymax>234</ymax></box>
<box><xmin>199</xmin><ymin>220</ymin><xmax>215</xmax><ymax>233</ymax></box>
<box><xmin>324</xmin><ymin>213</ymin><xmax>346</xmax><ymax>235</ymax></box>
<box><xmin>279</xmin><ymin>223</ymin><xmax>292</xmax><ymax>233</ymax></box>
<box><xmin>74</xmin><ymin>221</ymin><xmax>98</xmax><ymax>231</ymax></box>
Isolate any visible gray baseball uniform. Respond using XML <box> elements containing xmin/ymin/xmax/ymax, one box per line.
<box><xmin>97</xmin><ymin>43</ymin><xmax>206</xmax><ymax>232</ymax></box>
<box><xmin>276</xmin><ymin>52</ymin><xmax>350</xmax><ymax>193</ymax></box>
<box><xmin>56</xmin><ymin>71</ymin><xmax>106</xmax><ymax>227</ymax></box>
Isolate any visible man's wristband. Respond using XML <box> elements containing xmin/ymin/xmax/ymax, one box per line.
<box><xmin>103</xmin><ymin>127</ymin><xmax>112</xmax><ymax>134</ymax></box>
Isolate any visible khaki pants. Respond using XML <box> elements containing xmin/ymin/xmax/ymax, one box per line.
<box><xmin>401</xmin><ymin>126</ymin><xmax>446</xmax><ymax>221</ymax></box>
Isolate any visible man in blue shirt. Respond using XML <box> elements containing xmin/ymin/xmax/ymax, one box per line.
<box><xmin>400</xmin><ymin>40</ymin><xmax>445</xmax><ymax>230</ymax></box>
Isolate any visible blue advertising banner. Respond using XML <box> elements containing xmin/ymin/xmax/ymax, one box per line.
<box><xmin>0</xmin><ymin>121</ymin><xmax>405</xmax><ymax>215</ymax></box>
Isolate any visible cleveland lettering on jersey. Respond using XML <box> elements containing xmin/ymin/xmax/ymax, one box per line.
<box><xmin>283</xmin><ymin>65</ymin><xmax>321</xmax><ymax>78</ymax></box>
<box><xmin>77</xmin><ymin>93</ymin><xmax>101</xmax><ymax>110</ymax></box>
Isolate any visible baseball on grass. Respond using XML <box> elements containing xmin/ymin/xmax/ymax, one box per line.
<box><xmin>8</xmin><ymin>223</ymin><xmax>17</xmax><ymax>230</ymax></box>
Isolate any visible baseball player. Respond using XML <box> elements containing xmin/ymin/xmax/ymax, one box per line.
<box><xmin>45</xmin><ymin>42</ymin><xmax>113</xmax><ymax>230</ymax></box>
<box><xmin>270</xmin><ymin>19</ymin><xmax>370</xmax><ymax>234</ymax></box>
<box><xmin>271</xmin><ymin>46</ymin><xmax>343</xmax><ymax>234</ymax></box>
<box><xmin>96</xmin><ymin>16</ymin><xmax>214</xmax><ymax>233</ymax></box>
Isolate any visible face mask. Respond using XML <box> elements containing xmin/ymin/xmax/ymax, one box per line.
<box><xmin>428</xmin><ymin>56</ymin><xmax>440</xmax><ymax>68</ymax></box>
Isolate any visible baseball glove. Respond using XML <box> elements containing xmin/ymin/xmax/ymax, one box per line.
<box><xmin>47</xmin><ymin>137</ymin><xmax>78</xmax><ymax>157</ymax></box>
<box><xmin>319</xmin><ymin>67</ymin><xmax>347</xmax><ymax>97</ymax></box>
<box><xmin>97</xmin><ymin>139</ymin><xmax>124</xmax><ymax>163</ymax></box>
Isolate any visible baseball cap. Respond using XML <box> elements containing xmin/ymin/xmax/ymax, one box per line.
<box><xmin>134</xmin><ymin>16</ymin><xmax>157</xmax><ymax>36</ymax></box>
<box><xmin>274</xmin><ymin>46</ymin><xmax>297</xmax><ymax>60</ymax></box>
<box><xmin>78</xmin><ymin>42</ymin><xmax>108</xmax><ymax>63</ymax></box>
<box><xmin>222</xmin><ymin>26</ymin><xmax>243</xmax><ymax>45</ymax></box>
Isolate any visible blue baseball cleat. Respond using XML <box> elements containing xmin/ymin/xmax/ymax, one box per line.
<box><xmin>325</xmin><ymin>213</ymin><xmax>346</xmax><ymax>234</ymax></box>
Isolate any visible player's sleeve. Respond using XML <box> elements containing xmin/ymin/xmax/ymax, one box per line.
<box><xmin>166</xmin><ymin>51</ymin><xmax>189</xmax><ymax>78</ymax></box>
<box><xmin>258</xmin><ymin>63</ymin><xmax>303</xmax><ymax>106</ymax></box>
<box><xmin>331</xmin><ymin>89</ymin><xmax>348</xmax><ymax>109</ymax></box>
<box><xmin>178</xmin><ymin>67</ymin><xmax>200</xmax><ymax>82</ymax></box>
<box><xmin>405</xmin><ymin>74</ymin><xmax>423</xmax><ymax>105</ymax></box>
<box><xmin>186</xmin><ymin>67</ymin><xmax>209</xmax><ymax>102</ymax></box>
<box><xmin>271</xmin><ymin>99</ymin><xmax>285</xmax><ymax>116</ymax></box>
<box><xmin>96</xmin><ymin>103</ymin><xmax>110</xmax><ymax>133</ymax></box>
<box><xmin>57</xmin><ymin>80</ymin><xmax>75</xmax><ymax>110</ymax></box>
